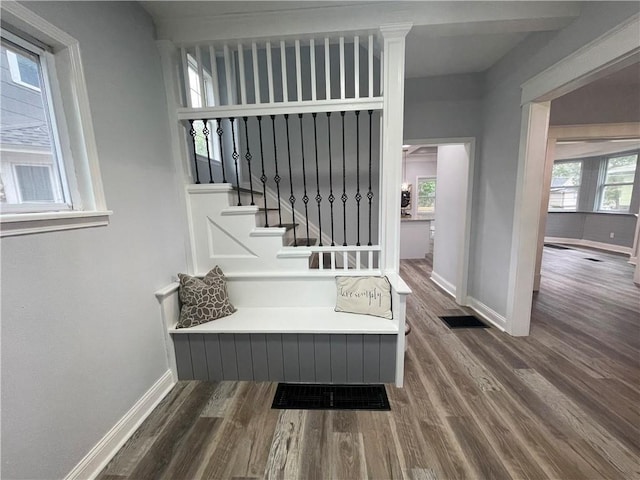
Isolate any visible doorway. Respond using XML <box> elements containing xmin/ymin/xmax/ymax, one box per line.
<box><xmin>400</xmin><ymin>138</ymin><xmax>475</xmax><ymax>306</ymax></box>
<box><xmin>508</xmin><ymin>14</ymin><xmax>639</xmax><ymax>335</ymax></box>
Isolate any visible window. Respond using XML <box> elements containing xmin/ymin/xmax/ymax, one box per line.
<box><xmin>0</xmin><ymin>3</ymin><xmax>110</xmax><ymax>237</ymax></box>
<box><xmin>598</xmin><ymin>153</ymin><xmax>638</xmax><ymax>212</ymax></box>
<box><xmin>14</xmin><ymin>165</ymin><xmax>56</xmax><ymax>202</ymax></box>
<box><xmin>186</xmin><ymin>54</ymin><xmax>220</xmax><ymax>160</ymax></box>
<box><xmin>1</xmin><ymin>31</ymin><xmax>69</xmax><ymax>213</ymax></box>
<box><xmin>6</xmin><ymin>49</ymin><xmax>40</xmax><ymax>90</ymax></box>
<box><xmin>416</xmin><ymin>177</ymin><xmax>436</xmax><ymax>214</ymax></box>
<box><xmin>548</xmin><ymin>160</ymin><xmax>582</xmax><ymax>211</ymax></box>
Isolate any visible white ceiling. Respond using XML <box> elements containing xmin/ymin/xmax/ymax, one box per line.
<box><xmin>140</xmin><ymin>1</ymin><xmax>580</xmax><ymax>78</ymax></box>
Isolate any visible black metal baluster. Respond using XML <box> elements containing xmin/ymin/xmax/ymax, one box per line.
<box><xmin>257</xmin><ymin>116</ymin><xmax>269</xmax><ymax>227</ymax></box>
<box><xmin>271</xmin><ymin>115</ymin><xmax>283</xmax><ymax>226</ymax></box>
<box><xmin>202</xmin><ymin>120</ymin><xmax>214</xmax><ymax>183</ymax></box>
<box><xmin>188</xmin><ymin>120</ymin><xmax>200</xmax><ymax>184</ymax></box>
<box><xmin>298</xmin><ymin>114</ymin><xmax>310</xmax><ymax>246</ymax></box>
<box><xmin>312</xmin><ymin>113</ymin><xmax>322</xmax><ymax>247</ymax></box>
<box><xmin>367</xmin><ymin>110</ymin><xmax>373</xmax><ymax>246</ymax></box>
<box><xmin>242</xmin><ymin>117</ymin><xmax>255</xmax><ymax>205</ymax></box>
<box><xmin>216</xmin><ymin>119</ymin><xmax>227</xmax><ymax>183</ymax></box>
<box><xmin>341</xmin><ymin>111</ymin><xmax>347</xmax><ymax>246</ymax></box>
<box><xmin>355</xmin><ymin>110</ymin><xmax>361</xmax><ymax>246</ymax></box>
<box><xmin>284</xmin><ymin>114</ymin><xmax>297</xmax><ymax>246</ymax></box>
<box><xmin>230</xmin><ymin>118</ymin><xmax>241</xmax><ymax>206</ymax></box>
<box><xmin>327</xmin><ymin>112</ymin><xmax>335</xmax><ymax>246</ymax></box>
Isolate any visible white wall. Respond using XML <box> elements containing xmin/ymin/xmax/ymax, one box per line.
<box><xmin>1</xmin><ymin>2</ymin><xmax>186</xmax><ymax>479</ymax></box>
<box><xmin>470</xmin><ymin>1</ymin><xmax>640</xmax><ymax>316</ymax></box>
<box><xmin>432</xmin><ymin>144</ymin><xmax>468</xmax><ymax>291</ymax></box>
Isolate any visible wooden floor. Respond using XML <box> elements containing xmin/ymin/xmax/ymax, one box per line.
<box><xmin>99</xmin><ymin>246</ymin><xmax>639</xmax><ymax>479</ymax></box>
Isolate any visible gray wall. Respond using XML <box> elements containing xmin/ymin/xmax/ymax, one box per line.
<box><xmin>1</xmin><ymin>2</ymin><xmax>185</xmax><ymax>479</ymax></box>
<box><xmin>468</xmin><ymin>1</ymin><xmax>640</xmax><ymax>315</ymax></box>
<box><xmin>546</xmin><ymin>212</ymin><xmax>637</xmax><ymax>247</ymax></box>
<box><xmin>546</xmin><ymin>151</ymin><xmax>640</xmax><ymax>248</ymax></box>
<box><xmin>404</xmin><ymin>73</ymin><xmax>484</xmax><ymax>141</ymax></box>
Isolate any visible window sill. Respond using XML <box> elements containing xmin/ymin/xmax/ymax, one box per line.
<box><xmin>0</xmin><ymin>210</ymin><xmax>112</xmax><ymax>237</ymax></box>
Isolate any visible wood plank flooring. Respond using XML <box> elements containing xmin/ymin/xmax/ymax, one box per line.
<box><xmin>99</xmin><ymin>245</ymin><xmax>639</xmax><ymax>479</ymax></box>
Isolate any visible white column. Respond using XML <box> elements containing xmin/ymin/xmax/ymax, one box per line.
<box><xmin>506</xmin><ymin>101</ymin><xmax>551</xmax><ymax>336</ymax></box>
<box><xmin>157</xmin><ymin>40</ymin><xmax>196</xmax><ymax>273</ymax></box>
<box><xmin>379</xmin><ymin>24</ymin><xmax>412</xmax><ymax>275</ymax></box>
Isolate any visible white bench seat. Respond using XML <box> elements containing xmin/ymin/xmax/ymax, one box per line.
<box><xmin>168</xmin><ymin>307</ymin><xmax>399</xmax><ymax>334</ymax></box>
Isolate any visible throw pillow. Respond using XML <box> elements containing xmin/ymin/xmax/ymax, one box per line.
<box><xmin>335</xmin><ymin>276</ymin><xmax>392</xmax><ymax>319</ymax></box>
<box><xmin>177</xmin><ymin>266</ymin><xmax>236</xmax><ymax>328</ymax></box>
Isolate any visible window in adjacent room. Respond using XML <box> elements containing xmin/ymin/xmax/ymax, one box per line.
<box><xmin>187</xmin><ymin>53</ymin><xmax>220</xmax><ymax>161</ymax></box>
<box><xmin>598</xmin><ymin>153</ymin><xmax>638</xmax><ymax>212</ymax></box>
<box><xmin>548</xmin><ymin>160</ymin><xmax>582</xmax><ymax>211</ymax></box>
<box><xmin>0</xmin><ymin>31</ymin><xmax>69</xmax><ymax>213</ymax></box>
<box><xmin>416</xmin><ymin>177</ymin><xmax>436</xmax><ymax>214</ymax></box>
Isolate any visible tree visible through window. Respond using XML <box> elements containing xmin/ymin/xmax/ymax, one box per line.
<box><xmin>599</xmin><ymin>154</ymin><xmax>638</xmax><ymax>212</ymax></box>
<box><xmin>416</xmin><ymin>177</ymin><xmax>436</xmax><ymax>214</ymax></box>
<box><xmin>549</xmin><ymin>160</ymin><xmax>582</xmax><ymax>211</ymax></box>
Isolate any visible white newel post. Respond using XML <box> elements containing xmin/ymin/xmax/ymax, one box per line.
<box><xmin>157</xmin><ymin>40</ymin><xmax>196</xmax><ymax>273</ymax></box>
<box><xmin>379</xmin><ymin>24</ymin><xmax>412</xmax><ymax>275</ymax></box>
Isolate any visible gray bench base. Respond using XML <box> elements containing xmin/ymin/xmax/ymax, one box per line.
<box><xmin>173</xmin><ymin>332</ymin><xmax>397</xmax><ymax>383</ymax></box>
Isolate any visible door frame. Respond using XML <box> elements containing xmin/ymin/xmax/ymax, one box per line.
<box><xmin>507</xmin><ymin>14</ymin><xmax>640</xmax><ymax>336</ymax></box>
<box><xmin>402</xmin><ymin>136</ymin><xmax>476</xmax><ymax>306</ymax></box>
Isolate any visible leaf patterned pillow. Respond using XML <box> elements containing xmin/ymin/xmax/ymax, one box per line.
<box><xmin>177</xmin><ymin>266</ymin><xmax>236</xmax><ymax>328</ymax></box>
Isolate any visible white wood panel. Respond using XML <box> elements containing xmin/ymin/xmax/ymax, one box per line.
<box><xmin>181</xmin><ymin>47</ymin><xmax>191</xmax><ymax>108</ymax></box>
<box><xmin>223</xmin><ymin>44</ymin><xmax>233</xmax><ymax>105</ymax></box>
<box><xmin>295</xmin><ymin>39</ymin><xmax>302</xmax><ymax>101</ymax></box>
<box><xmin>280</xmin><ymin>40</ymin><xmax>288</xmax><ymax>102</ymax></box>
<box><xmin>252</xmin><ymin>42</ymin><xmax>260</xmax><ymax>104</ymax></box>
<box><xmin>168</xmin><ymin>307</ymin><xmax>399</xmax><ymax>334</ymax></box>
<box><xmin>354</xmin><ymin>35</ymin><xmax>359</xmax><ymax>99</ymax></box>
<box><xmin>209</xmin><ymin>45</ymin><xmax>220</xmax><ymax>105</ymax></box>
<box><xmin>195</xmin><ymin>45</ymin><xmax>205</xmax><ymax>107</ymax></box>
<box><xmin>339</xmin><ymin>36</ymin><xmax>345</xmax><ymax>99</ymax></box>
<box><xmin>310</xmin><ymin>38</ymin><xmax>317</xmax><ymax>101</ymax></box>
<box><xmin>266</xmin><ymin>41</ymin><xmax>274</xmax><ymax>103</ymax></box>
<box><xmin>324</xmin><ymin>37</ymin><xmax>330</xmax><ymax>100</ymax></box>
<box><xmin>237</xmin><ymin>42</ymin><xmax>246</xmax><ymax>104</ymax></box>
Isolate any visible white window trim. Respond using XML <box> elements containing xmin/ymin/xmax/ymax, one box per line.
<box><xmin>5</xmin><ymin>49</ymin><xmax>41</xmax><ymax>91</ymax></box>
<box><xmin>0</xmin><ymin>2</ymin><xmax>111</xmax><ymax>237</ymax></box>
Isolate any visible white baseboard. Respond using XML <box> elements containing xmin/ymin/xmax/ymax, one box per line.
<box><xmin>466</xmin><ymin>297</ymin><xmax>507</xmax><ymax>332</ymax></box>
<box><xmin>430</xmin><ymin>271</ymin><xmax>456</xmax><ymax>298</ymax></box>
<box><xmin>65</xmin><ymin>370</ymin><xmax>175</xmax><ymax>480</ymax></box>
<box><xmin>544</xmin><ymin>237</ymin><xmax>632</xmax><ymax>255</ymax></box>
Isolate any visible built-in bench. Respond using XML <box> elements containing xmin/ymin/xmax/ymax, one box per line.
<box><xmin>156</xmin><ymin>273</ymin><xmax>411</xmax><ymax>387</ymax></box>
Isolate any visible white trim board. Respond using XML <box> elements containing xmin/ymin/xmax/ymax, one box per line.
<box><xmin>544</xmin><ymin>237</ymin><xmax>632</xmax><ymax>256</ymax></box>
<box><xmin>466</xmin><ymin>297</ymin><xmax>507</xmax><ymax>332</ymax></box>
<box><xmin>430</xmin><ymin>271</ymin><xmax>456</xmax><ymax>298</ymax></box>
<box><xmin>64</xmin><ymin>370</ymin><xmax>175</xmax><ymax>480</ymax></box>
<box><xmin>509</xmin><ymin>13</ymin><xmax>640</xmax><ymax>337</ymax></box>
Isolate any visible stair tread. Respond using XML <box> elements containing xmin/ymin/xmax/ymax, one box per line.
<box><xmin>290</xmin><ymin>237</ymin><xmax>317</xmax><ymax>247</ymax></box>
<box><xmin>258</xmin><ymin>207</ymin><xmax>279</xmax><ymax>211</ymax></box>
<box><xmin>232</xmin><ymin>185</ymin><xmax>264</xmax><ymax>196</ymax></box>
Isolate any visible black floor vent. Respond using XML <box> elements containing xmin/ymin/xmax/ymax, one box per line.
<box><xmin>585</xmin><ymin>257</ymin><xmax>603</xmax><ymax>262</ymax></box>
<box><xmin>544</xmin><ymin>244</ymin><xmax>572</xmax><ymax>250</ymax></box>
<box><xmin>272</xmin><ymin>383</ymin><xmax>390</xmax><ymax>411</ymax></box>
<box><xmin>439</xmin><ymin>315</ymin><xmax>489</xmax><ymax>329</ymax></box>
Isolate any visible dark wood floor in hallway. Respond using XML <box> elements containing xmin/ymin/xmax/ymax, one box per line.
<box><xmin>99</xmin><ymin>246</ymin><xmax>640</xmax><ymax>479</ymax></box>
